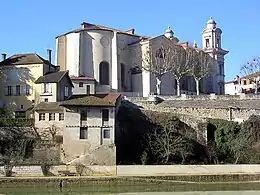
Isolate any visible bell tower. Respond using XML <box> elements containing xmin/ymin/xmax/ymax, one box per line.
<box><xmin>202</xmin><ymin>17</ymin><xmax>229</xmax><ymax>94</ymax></box>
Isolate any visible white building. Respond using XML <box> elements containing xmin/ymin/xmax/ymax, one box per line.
<box><xmin>225</xmin><ymin>74</ymin><xmax>260</xmax><ymax>95</ymax></box>
<box><xmin>55</xmin><ymin>17</ymin><xmax>229</xmax><ymax>97</ymax></box>
<box><xmin>225</xmin><ymin>76</ymin><xmax>242</xmax><ymax>95</ymax></box>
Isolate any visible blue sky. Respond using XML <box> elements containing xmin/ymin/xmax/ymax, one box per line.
<box><xmin>1</xmin><ymin>0</ymin><xmax>259</xmax><ymax>81</ymax></box>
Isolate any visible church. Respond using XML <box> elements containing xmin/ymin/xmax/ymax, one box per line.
<box><xmin>55</xmin><ymin>17</ymin><xmax>229</xmax><ymax>97</ymax></box>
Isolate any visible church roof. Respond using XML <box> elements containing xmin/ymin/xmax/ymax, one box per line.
<box><xmin>0</xmin><ymin>53</ymin><xmax>53</xmax><ymax>66</ymax></box>
<box><xmin>56</xmin><ymin>22</ymin><xmax>149</xmax><ymax>39</ymax></box>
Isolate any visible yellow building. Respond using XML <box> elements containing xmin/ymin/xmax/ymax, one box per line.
<box><xmin>0</xmin><ymin>51</ymin><xmax>58</xmax><ymax>117</ymax></box>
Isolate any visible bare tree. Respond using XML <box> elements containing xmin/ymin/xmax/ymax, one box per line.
<box><xmin>34</xmin><ymin>125</ymin><xmax>60</xmax><ymax>142</ymax></box>
<box><xmin>142</xmin><ymin>44</ymin><xmax>172</xmax><ymax>95</ymax></box>
<box><xmin>190</xmin><ymin>50</ymin><xmax>215</xmax><ymax>95</ymax></box>
<box><xmin>146</xmin><ymin>126</ymin><xmax>193</xmax><ymax>164</ymax></box>
<box><xmin>168</xmin><ymin>45</ymin><xmax>193</xmax><ymax>96</ymax></box>
<box><xmin>240</xmin><ymin>57</ymin><xmax>260</xmax><ymax>94</ymax></box>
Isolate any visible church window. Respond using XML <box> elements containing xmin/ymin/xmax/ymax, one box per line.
<box><xmin>99</xmin><ymin>61</ymin><xmax>109</xmax><ymax>85</ymax></box>
<box><xmin>219</xmin><ymin>64</ymin><xmax>222</xmax><ymax>75</ymax></box>
<box><xmin>206</xmin><ymin>39</ymin><xmax>210</xmax><ymax>47</ymax></box>
<box><xmin>121</xmin><ymin>63</ymin><xmax>125</xmax><ymax>89</ymax></box>
<box><xmin>216</xmin><ymin>38</ymin><xmax>220</xmax><ymax>48</ymax></box>
<box><xmin>155</xmin><ymin>48</ymin><xmax>165</xmax><ymax>58</ymax></box>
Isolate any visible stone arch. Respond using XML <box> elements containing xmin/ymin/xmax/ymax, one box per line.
<box><xmin>99</xmin><ymin>61</ymin><xmax>109</xmax><ymax>85</ymax></box>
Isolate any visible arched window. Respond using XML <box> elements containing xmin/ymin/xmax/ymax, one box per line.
<box><xmin>121</xmin><ymin>63</ymin><xmax>125</xmax><ymax>89</ymax></box>
<box><xmin>99</xmin><ymin>61</ymin><xmax>109</xmax><ymax>85</ymax></box>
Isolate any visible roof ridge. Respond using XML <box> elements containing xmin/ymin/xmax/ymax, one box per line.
<box><xmin>57</xmin><ymin>71</ymin><xmax>68</xmax><ymax>83</ymax></box>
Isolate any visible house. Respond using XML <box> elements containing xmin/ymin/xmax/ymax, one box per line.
<box><xmin>0</xmin><ymin>50</ymin><xmax>58</xmax><ymax>117</ymax></box>
<box><xmin>70</xmin><ymin>75</ymin><xmax>96</xmax><ymax>95</ymax></box>
<box><xmin>55</xmin><ymin>17</ymin><xmax>228</xmax><ymax>96</ymax></box>
<box><xmin>225</xmin><ymin>73</ymin><xmax>260</xmax><ymax>95</ymax></box>
<box><xmin>33</xmin><ymin>70</ymin><xmax>73</xmax><ymax>135</ymax></box>
<box><xmin>34</xmin><ymin>70</ymin><xmax>73</xmax><ymax>103</ymax></box>
<box><xmin>33</xmin><ymin>93</ymin><xmax>121</xmax><ymax>164</ymax></box>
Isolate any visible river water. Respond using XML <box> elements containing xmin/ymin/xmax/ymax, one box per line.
<box><xmin>1</xmin><ymin>182</ymin><xmax>260</xmax><ymax>195</ymax></box>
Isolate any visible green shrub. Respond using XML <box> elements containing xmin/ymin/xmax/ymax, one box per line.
<box><xmin>41</xmin><ymin>163</ymin><xmax>52</xmax><ymax>176</ymax></box>
<box><xmin>75</xmin><ymin>163</ymin><xmax>85</xmax><ymax>176</ymax></box>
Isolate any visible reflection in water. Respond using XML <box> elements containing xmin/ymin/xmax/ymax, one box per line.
<box><xmin>119</xmin><ymin>192</ymin><xmax>260</xmax><ymax>195</ymax></box>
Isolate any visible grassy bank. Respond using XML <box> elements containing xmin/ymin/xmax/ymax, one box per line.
<box><xmin>2</xmin><ymin>176</ymin><xmax>260</xmax><ymax>194</ymax></box>
<box><xmin>1</xmin><ymin>174</ymin><xmax>260</xmax><ymax>187</ymax></box>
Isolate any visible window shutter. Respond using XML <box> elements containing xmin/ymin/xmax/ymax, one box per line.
<box><xmin>26</xmin><ymin>70</ymin><xmax>30</xmax><ymax>80</ymax></box>
<box><xmin>49</xmin><ymin>84</ymin><xmax>52</xmax><ymax>93</ymax></box>
<box><xmin>41</xmin><ymin>84</ymin><xmax>44</xmax><ymax>93</ymax></box>
<box><xmin>29</xmin><ymin>85</ymin><xmax>32</xmax><ymax>94</ymax></box>
<box><xmin>22</xmin><ymin>85</ymin><xmax>26</xmax><ymax>95</ymax></box>
<box><xmin>4</xmin><ymin>87</ymin><xmax>8</xmax><ymax>95</ymax></box>
<box><xmin>12</xmin><ymin>86</ymin><xmax>15</xmax><ymax>95</ymax></box>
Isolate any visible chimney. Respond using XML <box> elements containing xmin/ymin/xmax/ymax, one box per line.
<box><xmin>1</xmin><ymin>53</ymin><xmax>6</xmax><ymax>61</ymax></box>
<box><xmin>126</xmin><ymin>28</ymin><xmax>135</xmax><ymax>35</ymax></box>
<box><xmin>81</xmin><ymin>22</ymin><xmax>87</xmax><ymax>29</ymax></box>
<box><xmin>47</xmin><ymin>49</ymin><xmax>52</xmax><ymax>63</ymax></box>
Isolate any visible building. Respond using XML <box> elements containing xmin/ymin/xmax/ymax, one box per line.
<box><xmin>34</xmin><ymin>70</ymin><xmax>73</xmax><ymax>103</ymax></box>
<box><xmin>33</xmin><ymin>93</ymin><xmax>121</xmax><ymax>164</ymax></box>
<box><xmin>33</xmin><ymin>70</ymin><xmax>73</xmax><ymax>137</ymax></box>
<box><xmin>225</xmin><ymin>73</ymin><xmax>260</xmax><ymax>95</ymax></box>
<box><xmin>55</xmin><ymin>17</ymin><xmax>229</xmax><ymax>97</ymax></box>
<box><xmin>0</xmin><ymin>50</ymin><xmax>58</xmax><ymax>117</ymax></box>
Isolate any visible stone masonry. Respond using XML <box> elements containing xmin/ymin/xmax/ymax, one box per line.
<box><xmin>125</xmin><ymin>94</ymin><xmax>260</xmax><ymax>143</ymax></box>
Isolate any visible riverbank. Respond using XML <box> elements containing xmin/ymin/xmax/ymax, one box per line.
<box><xmin>1</xmin><ymin>174</ymin><xmax>260</xmax><ymax>187</ymax></box>
<box><xmin>2</xmin><ymin>176</ymin><xmax>260</xmax><ymax>194</ymax></box>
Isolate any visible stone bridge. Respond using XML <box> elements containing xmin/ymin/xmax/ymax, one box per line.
<box><xmin>124</xmin><ymin>93</ymin><xmax>260</xmax><ymax>144</ymax></box>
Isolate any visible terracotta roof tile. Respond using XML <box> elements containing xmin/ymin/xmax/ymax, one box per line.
<box><xmin>0</xmin><ymin>53</ymin><xmax>54</xmax><ymax>66</ymax></box>
<box><xmin>34</xmin><ymin>102</ymin><xmax>64</xmax><ymax>111</ymax></box>
<box><xmin>60</xmin><ymin>93</ymin><xmax>121</xmax><ymax>107</ymax></box>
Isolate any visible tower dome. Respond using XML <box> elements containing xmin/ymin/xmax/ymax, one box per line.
<box><xmin>206</xmin><ymin>17</ymin><xmax>216</xmax><ymax>29</ymax></box>
<box><xmin>164</xmin><ymin>26</ymin><xmax>174</xmax><ymax>39</ymax></box>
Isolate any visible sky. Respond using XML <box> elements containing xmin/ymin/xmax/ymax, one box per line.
<box><xmin>1</xmin><ymin>0</ymin><xmax>260</xmax><ymax>81</ymax></box>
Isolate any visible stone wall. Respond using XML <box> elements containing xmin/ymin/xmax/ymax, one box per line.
<box><xmin>1</xmin><ymin>165</ymin><xmax>260</xmax><ymax>176</ymax></box>
<box><xmin>117</xmin><ymin>165</ymin><xmax>260</xmax><ymax>176</ymax></box>
<box><xmin>126</xmin><ymin>94</ymin><xmax>260</xmax><ymax>123</ymax></box>
<box><xmin>0</xmin><ymin>165</ymin><xmax>116</xmax><ymax>177</ymax></box>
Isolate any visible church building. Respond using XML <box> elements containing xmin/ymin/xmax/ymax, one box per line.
<box><xmin>55</xmin><ymin>17</ymin><xmax>229</xmax><ymax>97</ymax></box>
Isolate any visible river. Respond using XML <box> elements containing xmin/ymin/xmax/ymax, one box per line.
<box><xmin>1</xmin><ymin>182</ymin><xmax>260</xmax><ymax>194</ymax></box>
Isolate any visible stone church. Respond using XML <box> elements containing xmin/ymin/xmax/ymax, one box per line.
<box><xmin>55</xmin><ymin>17</ymin><xmax>229</xmax><ymax>97</ymax></box>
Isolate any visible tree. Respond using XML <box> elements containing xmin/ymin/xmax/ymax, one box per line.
<box><xmin>190</xmin><ymin>50</ymin><xmax>215</xmax><ymax>95</ymax></box>
<box><xmin>240</xmin><ymin>57</ymin><xmax>260</xmax><ymax>94</ymax></box>
<box><xmin>167</xmin><ymin>44</ymin><xmax>193</xmax><ymax>96</ymax></box>
<box><xmin>142</xmin><ymin>44</ymin><xmax>172</xmax><ymax>95</ymax></box>
<box><xmin>146</xmin><ymin>126</ymin><xmax>194</xmax><ymax>164</ymax></box>
<box><xmin>39</xmin><ymin>125</ymin><xmax>60</xmax><ymax>142</ymax></box>
<box><xmin>0</xmin><ymin>125</ymin><xmax>35</xmax><ymax>176</ymax></box>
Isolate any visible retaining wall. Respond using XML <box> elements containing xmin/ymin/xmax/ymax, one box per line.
<box><xmin>116</xmin><ymin>165</ymin><xmax>260</xmax><ymax>176</ymax></box>
<box><xmin>2</xmin><ymin>165</ymin><xmax>260</xmax><ymax>177</ymax></box>
<box><xmin>0</xmin><ymin>165</ymin><xmax>116</xmax><ymax>177</ymax></box>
